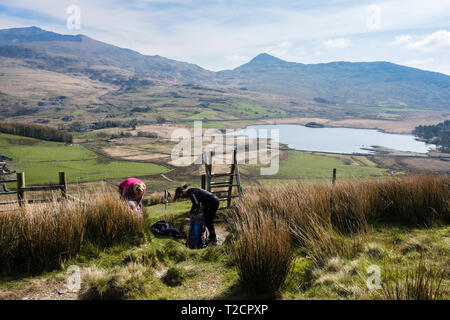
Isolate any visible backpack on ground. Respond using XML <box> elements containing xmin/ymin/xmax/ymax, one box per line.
<box><xmin>187</xmin><ymin>214</ymin><xmax>208</xmax><ymax>249</ymax></box>
<box><xmin>151</xmin><ymin>220</ymin><xmax>185</xmax><ymax>239</ymax></box>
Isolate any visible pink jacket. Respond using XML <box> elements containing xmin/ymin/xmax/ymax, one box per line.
<box><xmin>119</xmin><ymin>178</ymin><xmax>146</xmax><ymax>213</ymax></box>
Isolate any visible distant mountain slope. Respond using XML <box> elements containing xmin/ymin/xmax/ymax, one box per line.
<box><xmin>0</xmin><ymin>26</ymin><xmax>82</xmax><ymax>44</ymax></box>
<box><xmin>0</xmin><ymin>27</ymin><xmax>449</xmax><ymax>111</ymax></box>
<box><xmin>218</xmin><ymin>53</ymin><xmax>450</xmax><ymax>109</ymax></box>
<box><xmin>0</xmin><ymin>26</ymin><xmax>214</xmax><ymax>83</ymax></box>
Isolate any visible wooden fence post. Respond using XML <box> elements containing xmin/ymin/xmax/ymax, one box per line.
<box><xmin>17</xmin><ymin>172</ymin><xmax>25</xmax><ymax>206</ymax></box>
<box><xmin>59</xmin><ymin>171</ymin><xmax>67</xmax><ymax>199</ymax></box>
<box><xmin>201</xmin><ymin>174</ymin><xmax>206</xmax><ymax>190</ymax></box>
<box><xmin>204</xmin><ymin>151</ymin><xmax>212</xmax><ymax>192</ymax></box>
<box><xmin>332</xmin><ymin>168</ymin><xmax>337</xmax><ymax>186</ymax></box>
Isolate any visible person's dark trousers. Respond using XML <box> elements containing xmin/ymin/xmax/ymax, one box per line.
<box><xmin>203</xmin><ymin>199</ymin><xmax>219</xmax><ymax>243</ymax></box>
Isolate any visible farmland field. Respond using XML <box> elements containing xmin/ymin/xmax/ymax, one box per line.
<box><xmin>0</xmin><ymin>133</ymin><xmax>168</xmax><ymax>185</ymax></box>
<box><xmin>276</xmin><ymin>151</ymin><xmax>386</xmax><ymax>178</ymax></box>
<box><xmin>243</xmin><ymin>150</ymin><xmax>386</xmax><ymax>181</ymax></box>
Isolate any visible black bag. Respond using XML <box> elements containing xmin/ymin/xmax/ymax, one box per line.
<box><xmin>151</xmin><ymin>221</ymin><xmax>185</xmax><ymax>239</ymax></box>
<box><xmin>187</xmin><ymin>214</ymin><xmax>208</xmax><ymax>249</ymax></box>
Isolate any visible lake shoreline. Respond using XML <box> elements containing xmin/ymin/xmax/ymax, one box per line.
<box><xmin>222</xmin><ymin>114</ymin><xmax>447</xmax><ymax>135</ymax></box>
<box><xmin>233</xmin><ymin>124</ymin><xmax>437</xmax><ymax>156</ymax></box>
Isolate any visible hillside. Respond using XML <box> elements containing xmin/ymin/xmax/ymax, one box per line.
<box><xmin>0</xmin><ymin>27</ymin><xmax>449</xmax><ymax>127</ymax></box>
<box><xmin>0</xmin><ymin>26</ymin><xmax>214</xmax><ymax>83</ymax></box>
<box><xmin>218</xmin><ymin>53</ymin><xmax>450</xmax><ymax>110</ymax></box>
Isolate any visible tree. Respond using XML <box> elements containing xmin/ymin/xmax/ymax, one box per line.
<box><xmin>130</xmin><ymin>119</ymin><xmax>138</xmax><ymax>130</ymax></box>
<box><xmin>156</xmin><ymin>116</ymin><xmax>167</xmax><ymax>124</ymax></box>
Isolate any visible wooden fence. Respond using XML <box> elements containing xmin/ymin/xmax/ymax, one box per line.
<box><xmin>0</xmin><ymin>171</ymin><xmax>67</xmax><ymax>206</ymax></box>
<box><xmin>1</xmin><ymin>167</ymin><xmax>338</xmax><ymax>207</ymax></box>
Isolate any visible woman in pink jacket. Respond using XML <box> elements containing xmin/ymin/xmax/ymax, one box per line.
<box><xmin>118</xmin><ymin>178</ymin><xmax>146</xmax><ymax>217</ymax></box>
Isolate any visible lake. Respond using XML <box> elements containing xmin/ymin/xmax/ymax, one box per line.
<box><xmin>233</xmin><ymin>124</ymin><xmax>436</xmax><ymax>154</ymax></box>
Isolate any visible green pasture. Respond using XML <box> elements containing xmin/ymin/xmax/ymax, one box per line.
<box><xmin>230</xmin><ymin>102</ymin><xmax>286</xmax><ymax>118</ymax></box>
<box><xmin>243</xmin><ymin>150</ymin><xmax>386</xmax><ymax>180</ymax></box>
<box><xmin>0</xmin><ymin>133</ymin><xmax>168</xmax><ymax>185</ymax></box>
<box><xmin>376</xmin><ymin>112</ymin><xmax>402</xmax><ymax>120</ymax></box>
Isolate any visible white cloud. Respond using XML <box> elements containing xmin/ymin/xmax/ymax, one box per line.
<box><xmin>408</xmin><ymin>58</ymin><xmax>434</xmax><ymax>65</ymax></box>
<box><xmin>366</xmin><ymin>5</ymin><xmax>381</xmax><ymax>30</ymax></box>
<box><xmin>1</xmin><ymin>0</ymin><xmax>450</xmax><ymax>72</ymax></box>
<box><xmin>388</xmin><ymin>34</ymin><xmax>412</xmax><ymax>45</ymax></box>
<box><xmin>323</xmin><ymin>38</ymin><xmax>351</xmax><ymax>49</ymax></box>
<box><xmin>407</xmin><ymin>30</ymin><xmax>450</xmax><ymax>51</ymax></box>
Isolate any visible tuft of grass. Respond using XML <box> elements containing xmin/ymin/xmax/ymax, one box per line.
<box><xmin>162</xmin><ymin>240</ymin><xmax>187</xmax><ymax>263</ymax></box>
<box><xmin>230</xmin><ymin>208</ymin><xmax>293</xmax><ymax>297</ymax></box>
<box><xmin>162</xmin><ymin>266</ymin><xmax>187</xmax><ymax>287</ymax></box>
<box><xmin>84</xmin><ymin>192</ymin><xmax>146</xmax><ymax>248</ymax></box>
<box><xmin>383</xmin><ymin>256</ymin><xmax>446</xmax><ymax>300</ymax></box>
<box><xmin>364</xmin><ymin>243</ymin><xmax>385</xmax><ymax>260</ymax></box>
<box><xmin>0</xmin><ymin>190</ymin><xmax>145</xmax><ymax>275</ymax></box>
<box><xmin>284</xmin><ymin>258</ymin><xmax>314</xmax><ymax>294</ymax></box>
<box><xmin>79</xmin><ymin>263</ymin><xmax>162</xmax><ymax>300</ymax></box>
<box><xmin>325</xmin><ymin>256</ymin><xmax>342</xmax><ymax>272</ymax></box>
<box><xmin>122</xmin><ymin>246</ymin><xmax>159</xmax><ymax>268</ymax></box>
<box><xmin>146</xmin><ymin>191</ymin><xmax>174</xmax><ymax>206</ymax></box>
<box><xmin>201</xmin><ymin>245</ymin><xmax>227</xmax><ymax>262</ymax></box>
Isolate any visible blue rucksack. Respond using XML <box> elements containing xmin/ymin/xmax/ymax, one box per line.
<box><xmin>187</xmin><ymin>214</ymin><xmax>208</xmax><ymax>249</ymax></box>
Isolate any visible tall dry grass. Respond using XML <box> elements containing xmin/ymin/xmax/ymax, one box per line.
<box><xmin>145</xmin><ymin>191</ymin><xmax>172</xmax><ymax>206</ymax></box>
<box><xmin>230</xmin><ymin>175</ymin><xmax>449</xmax><ymax>293</ymax></box>
<box><xmin>230</xmin><ymin>208</ymin><xmax>293</xmax><ymax>296</ymax></box>
<box><xmin>0</xmin><ymin>191</ymin><xmax>145</xmax><ymax>274</ymax></box>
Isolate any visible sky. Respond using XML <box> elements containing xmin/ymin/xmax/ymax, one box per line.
<box><xmin>0</xmin><ymin>0</ymin><xmax>449</xmax><ymax>74</ymax></box>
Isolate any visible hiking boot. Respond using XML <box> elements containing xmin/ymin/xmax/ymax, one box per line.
<box><xmin>207</xmin><ymin>236</ymin><xmax>217</xmax><ymax>246</ymax></box>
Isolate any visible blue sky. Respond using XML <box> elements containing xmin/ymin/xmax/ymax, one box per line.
<box><xmin>0</xmin><ymin>0</ymin><xmax>449</xmax><ymax>74</ymax></box>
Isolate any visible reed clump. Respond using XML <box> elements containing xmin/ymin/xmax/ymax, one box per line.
<box><xmin>230</xmin><ymin>175</ymin><xmax>449</xmax><ymax>294</ymax></box>
<box><xmin>0</xmin><ymin>191</ymin><xmax>145</xmax><ymax>275</ymax></box>
<box><xmin>230</xmin><ymin>208</ymin><xmax>293</xmax><ymax>296</ymax></box>
<box><xmin>383</xmin><ymin>256</ymin><xmax>447</xmax><ymax>300</ymax></box>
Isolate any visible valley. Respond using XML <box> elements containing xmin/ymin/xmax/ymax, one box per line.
<box><xmin>0</xmin><ymin>22</ymin><xmax>449</xmax><ymax>302</ymax></box>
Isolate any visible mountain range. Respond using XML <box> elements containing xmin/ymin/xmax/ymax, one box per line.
<box><xmin>0</xmin><ymin>26</ymin><xmax>214</xmax><ymax>83</ymax></box>
<box><xmin>0</xmin><ymin>26</ymin><xmax>449</xmax><ymax>123</ymax></box>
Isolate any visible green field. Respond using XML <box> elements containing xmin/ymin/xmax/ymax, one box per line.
<box><xmin>277</xmin><ymin>151</ymin><xmax>386</xmax><ymax>178</ymax></box>
<box><xmin>0</xmin><ymin>134</ymin><xmax>168</xmax><ymax>184</ymax></box>
<box><xmin>376</xmin><ymin>112</ymin><xmax>402</xmax><ymax>120</ymax></box>
<box><xmin>244</xmin><ymin>150</ymin><xmax>386</xmax><ymax>181</ymax></box>
<box><xmin>230</xmin><ymin>102</ymin><xmax>286</xmax><ymax>118</ymax></box>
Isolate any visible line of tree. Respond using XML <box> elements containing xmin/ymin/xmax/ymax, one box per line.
<box><xmin>137</xmin><ymin>131</ymin><xmax>158</xmax><ymax>138</ymax></box>
<box><xmin>0</xmin><ymin>122</ymin><xmax>73</xmax><ymax>143</ymax></box>
<box><xmin>413</xmin><ymin>120</ymin><xmax>449</xmax><ymax>153</ymax></box>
